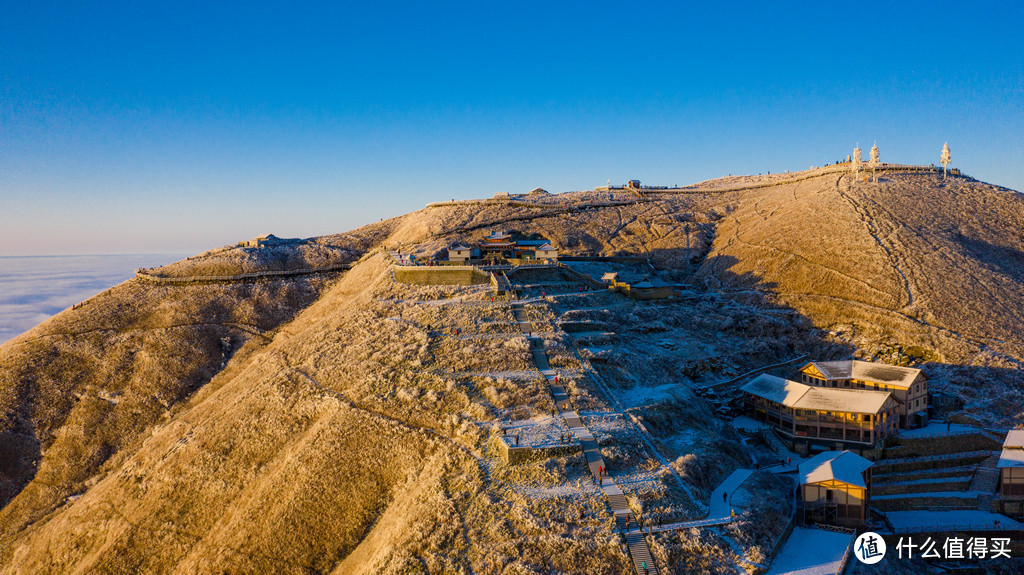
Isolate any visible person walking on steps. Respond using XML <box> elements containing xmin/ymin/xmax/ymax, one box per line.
<box><xmin>723</xmin><ymin>491</ymin><xmax>728</xmax><ymax>504</ymax></box>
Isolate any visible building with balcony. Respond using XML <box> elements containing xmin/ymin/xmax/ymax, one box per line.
<box><xmin>741</xmin><ymin>374</ymin><xmax>901</xmax><ymax>455</ymax></box>
<box><xmin>798</xmin><ymin>360</ymin><xmax>928</xmax><ymax>427</ymax></box>
<box><xmin>998</xmin><ymin>431</ymin><xmax>1024</xmax><ymax>507</ymax></box>
<box><xmin>799</xmin><ymin>450</ymin><xmax>873</xmax><ymax>526</ymax></box>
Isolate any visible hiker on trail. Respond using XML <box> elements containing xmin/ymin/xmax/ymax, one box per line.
<box><xmin>723</xmin><ymin>491</ymin><xmax>728</xmax><ymax>503</ymax></box>
<box><xmin>658</xmin><ymin>516</ymin><xmax>662</xmax><ymax>528</ymax></box>
<box><xmin>787</xmin><ymin>457</ymin><xmax>791</xmax><ymax>466</ymax></box>
<box><xmin>515</xmin><ymin>434</ymin><xmax>520</xmax><ymax>447</ymax></box>
<box><xmin>947</xmin><ymin>421</ymin><xmax>952</xmax><ymax>432</ymax></box>
<box><xmin>642</xmin><ymin>562</ymin><xmax>647</xmax><ymax>574</ymax></box>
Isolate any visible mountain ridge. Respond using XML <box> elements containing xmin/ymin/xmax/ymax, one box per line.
<box><xmin>1</xmin><ymin>166</ymin><xmax>1022</xmax><ymax>573</ymax></box>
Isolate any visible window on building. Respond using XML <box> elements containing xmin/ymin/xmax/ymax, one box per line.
<box><xmin>826</xmin><ymin>489</ymin><xmax>834</xmax><ymax>501</ymax></box>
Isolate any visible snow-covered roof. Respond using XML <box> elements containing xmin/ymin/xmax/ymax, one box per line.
<box><xmin>999</xmin><ymin>430</ymin><xmax>1024</xmax><ymax>468</ymax></box>
<box><xmin>741</xmin><ymin>374</ymin><xmax>894</xmax><ymax>414</ymax></box>
<box><xmin>799</xmin><ymin>451</ymin><xmax>873</xmax><ymax>487</ymax></box>
<box><xmin>485</xmin><ymin>231</ymin><xmax>511</xmax><ymax>240</ymax></box>
<box><xmin>449</xmin><ymin>244</ymin><xmax>471</xmax><ymax>251</ymax></box>
<box><xmin>741</xmin><ymin>374</ymin><xmax>810</xmax><ymax>406</ymax></box>
<box><xmin>529</xmin><ymin>187</ymin><xmax>549</xmax><ymax>194</ymax></box>
<box><xmin>535</xmin><ymin>243</ymin><xmax>556</xmax><ymax>251</ymax></box>
<box><xmin>805</xmin><ymin>360</ymin><xmax>921</xmax><ymax>389</ymax></box>
<box><xmin>796</xmin><ymin>387</ymin><xmax>894</xmax><ymax>414</ymax></box>
<box><xmin>1005</xmin><ymin>430</ymin><xmax>1024</xmax><ymax>448</ymax></box>
<box><xmin>602</xmin><ymin>272</ymin><xmax>619</xmax><ymax>281</ymax></box>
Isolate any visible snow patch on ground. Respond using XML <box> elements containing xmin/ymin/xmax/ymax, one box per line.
<box><xmin>883</xmin><ymin>475</ymin><xmax>972</xmax><ymax>486</ymax></box>
<box><xmin>733</xmin><ymin>415</ymin><xmax>771</xmax><ymax>432</ymax></box>
<box><xmin>897</xmin><ymin>422</ymin><xmax>983</xmax><ymax>438</ymax></box>
<box><xmin>884</xmin><ymin>510</ymin><xmax>1022</xmax><ymax>530</ymax></box>
<box><xmin>766</xmin><ymin>527</ymin><xmax>852</xmax><ymax>575</ymax></box>
<box><xmin>499</xmin><ymin>414</ymin><xmax>574</xmax><ymax>448</ymax></box>
<box><xmin>872</xmin><ymin>490</ymin><xmax>987</xmax><ymax>500</ymax></box>
<box><xmin>614</xmin><ymin>382</ymin><xmax>681</xmax><ymax>408</ymax></box>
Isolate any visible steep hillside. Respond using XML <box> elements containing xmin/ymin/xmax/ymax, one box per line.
<box><xmin>697</xmin><ymin>170</ymin><xmax>1024</xmax><ymax>367</ymax></box>
<box><xmin>1</xmin><ymin>167</ymin><xmax>1023</xmax><ymax>573</ymax></box>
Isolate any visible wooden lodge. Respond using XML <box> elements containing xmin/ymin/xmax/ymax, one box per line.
<box><xmin>798</xmin><ymin>360</ymin><xmax>928</xmax><ymax>427</ymax></box>
<box><xmin>741</xmin><ymin>374</ymin><xmax>900</xmax><ymax>454</ymax></box>
<box><xmin>1000</xmin><ymin>430</ymin><xmax>1024</xmax><ymax>497</ymax></box>
<box><xmin>799</xmin><ymin>450</ymin><xmax>873</xmax><ymax>526</ymax></box>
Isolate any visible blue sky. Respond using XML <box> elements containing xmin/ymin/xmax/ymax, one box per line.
<box><xmin>2</xmin><ymin>1</ymin><xmax>1022</xmax><ymax>255</ymax></box>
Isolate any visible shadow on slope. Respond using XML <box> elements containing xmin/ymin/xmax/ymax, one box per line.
<box><xmin>0</xmin><ymin>274</ymin><xmax>334</xmax><ymax>547</ymax></box>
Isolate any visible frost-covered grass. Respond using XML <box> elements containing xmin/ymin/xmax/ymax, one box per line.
<box><xmin>4</xmin><ymin>169</ymin><xmax>1024</xmax><ymax>571</ymax></box>
<box><xmin>725</xmin><ymin>472</ymin><xmax>794</xmax><ymax>565</ymax></box>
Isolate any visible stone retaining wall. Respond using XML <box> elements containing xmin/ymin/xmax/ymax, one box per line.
<box><xmin>874</xmin><ymin>478</ymin><xmax>972</xmax><ymax>496</ymax></box>
<box><xmin>392</xmin><ymin>266</ymin><xmax>491</xmax><ymax>285</ymax></box>
<box><xmin>886</xmin><ymin>433</ymin><xmax>1002</xmax><ymax>458</ymax></box>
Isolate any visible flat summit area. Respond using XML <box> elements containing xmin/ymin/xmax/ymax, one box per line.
<box><xmin>1</xmin><ymin>166</ymin><xmax>1022</xmax><ymax>573</ymax></box>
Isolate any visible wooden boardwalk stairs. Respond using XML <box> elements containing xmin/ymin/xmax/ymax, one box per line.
<box><xmin>511</xmin><ymin>300</ymin><xmax>658</xmax><ymax>574</ymax></box>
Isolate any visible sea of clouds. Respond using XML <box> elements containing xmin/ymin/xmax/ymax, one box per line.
<box><xmin>0</xmin><ymin>254</ymin><xmax>187</xmax><ymax>344</ymax></box>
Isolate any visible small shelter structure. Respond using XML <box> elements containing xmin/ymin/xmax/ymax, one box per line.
<box><xmin>799</xmin><ymin>450</ymin><xmax>873</xmax><ymax>526</ymax></box>
<box><xmin>447</xmin><ymin>244</ymin><xmax>473</xmax><ymax>263</ymax></box>
<box><xmin>240</xmin><ymin>234</ymin><xmax>282</xmax><ymax>248</ymax></box>
<box><xmin>626</xmin><ymin>179</ymin><xmax>641</xmax><ymax>189</ymax></box>
<box><xmin>624</xmin><ymin>276</ymin><xmax>673</xmax><ymax>300</ymax></box>
<box><xmin>533</xmin><ymin>243</ymin><xmax>558</xmax><ymax>261</ymax></box>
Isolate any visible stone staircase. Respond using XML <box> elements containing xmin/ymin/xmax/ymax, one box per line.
<box><xmin>625</xmin><ymin>530</ymin><xmax>657</xmax><ymax>575</ymax></box>
<box><xmin>970</xmin><ymin>455</ymin><xmax>1001</xmax><ymax>500</ymax></box>
<box><xmin>512</xmin><ymin>299</ymin><xmax>658</xmax><ymax>574</ymax></box>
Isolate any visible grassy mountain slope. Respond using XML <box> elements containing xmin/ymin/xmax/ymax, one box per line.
<box><xmin>1</xmin><ymin>167</ymin><xmax>1022</xmax><ymax>572</ymax></box>
<box><xmin>697</xmin><ymin>170</ymin><xmax>1024</xmax><ymax>366</ymax></box>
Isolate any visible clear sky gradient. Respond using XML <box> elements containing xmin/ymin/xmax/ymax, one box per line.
<box><xmin>2</xmin><ymin>1</ymin><xmax>1022</xmax><ymax>256</ymax></box>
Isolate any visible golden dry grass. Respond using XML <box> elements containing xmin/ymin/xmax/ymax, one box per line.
<box><xmin>2</xmin><ymin>170</ymin><xmax>1023</xmax><ymax>572</ymax></box>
